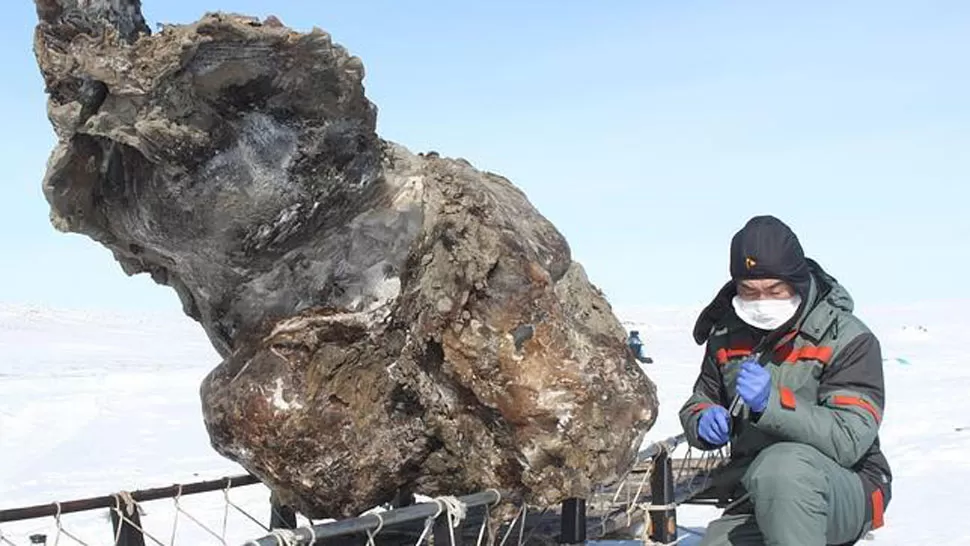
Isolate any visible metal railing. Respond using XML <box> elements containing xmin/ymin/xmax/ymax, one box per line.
<box><xmin>242</xmin><ymin>433</ymin><xmax>729</xmax><ymax>546</ymax></box>
<box><xmin>0</xmin><ymin>474</ymin><xmax>275</xmax><ymax>546</ymax></box>
<box><xmin>0</xmin><ymin>434</ymin><xmax>730</xmax><ymax>546</ymax></box>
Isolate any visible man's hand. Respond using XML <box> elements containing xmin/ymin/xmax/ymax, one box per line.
<box><xmin>698</xmin><ymin>405</ymin><xmax>730</xmax><ymax>446</ymax></box>
<box><xmin>737</xmin><ymin>359</ymin><xmax>771</xmax><ymax>413</ymax></box>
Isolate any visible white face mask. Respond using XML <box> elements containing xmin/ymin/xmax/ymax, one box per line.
<box><xmin>732</xmin><ymin>294</ymin><xmax>802</xmax><ymax>331</ymax></box>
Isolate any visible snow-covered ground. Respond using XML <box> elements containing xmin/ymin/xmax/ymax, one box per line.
<box><xmin>0</xmin><ymin>300</ymin><xmax>966</xmax><ymax>544</ymax></box>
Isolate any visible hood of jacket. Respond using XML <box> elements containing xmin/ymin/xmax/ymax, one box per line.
<box><xmin>692</xmin><ymin>257</ymin><xmax>853</xmax><ymax>345</ymax></box>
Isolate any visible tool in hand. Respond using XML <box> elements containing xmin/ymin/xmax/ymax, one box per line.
<box><xmin>729</xmin><ymin>351</ymin><xmax>765</xmax><ymax>417</ymax></box>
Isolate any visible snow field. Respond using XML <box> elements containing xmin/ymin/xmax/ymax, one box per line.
<box><xmin>1</xmin><ymin>300</ymin><xmax>967</xmax><ymax>544</ymax></box>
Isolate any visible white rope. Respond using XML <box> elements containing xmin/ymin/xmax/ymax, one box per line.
<box><xmin>435</xmin><ymin>495</ymin><xmax>467</xmax><ymax>546</ymax></box>
<box><xmin>438</xmin><ymin>495</ymin><xmax>468</xmax><ymax>524</ymax></box>
<box><xmin>474</xmin><ymin>500</ymin><xmax>492</xmax><ymax>546</ymax></box>
<box><xmin>110</xmin><ymin>494</ymin><xmax>165</xmax><ymax>546</ymax></box>
<box><xmin>615</xmin><ymin>450</ymin><xmax>663</xmax><ymax>535</ymax></box>
<box><xmin>610</xmin><ymin>475</ymin><xmax>627</xmax><ymax>505</ymax></box>
<box><xmin>224</xmin><ymin>487</ymin><xmax>271</xmax><ymax>532</ymax></box>
<box><xmin>412</xmin><ymin>497</ymin><xmax>446</xmax><ymax>546</ymax></box>
<box><xmin>52</xmin><ymin>501</ymin><xmax>93</xmax><ymax>546</ymax></box>
<box><xmin>516</xmin><ymin>504</ymin><xmax>527</xmax><ymax>546</ymax></box>
<box><xmin>497</xmin><ymin>504</ymin><xmax>525</xmax><ymax>546</ymax></box>
<box><xmin>171</xmin><ymin>485</ymin><xmax>230</xmax><ymax>545</ymax></box>
<box><xmin>365</xmin><ymin>512</ymin><xmax>385</xmax><ymax>546</ymax></box>
<box><xmin>169</xmin><ymin>486</ymin><xmax>181</xmax><ymax>546</ymax></box>
<box><xmin>413</xmin><ymin>516</ymin><xmax>436</xmax><ymax>546</ymax></box>
<box><xmin>221</xmin><ymin>479</ymin><xmax>233</xmax><ymax>541</ymax></box>
<box><xmin>626</xmin><ymin>466</ymin><xmax>653</xmax><ymax>520</ymax></box>
<box><xmin>633</xmin><ymin>502</ymin><xmax>693</xmax><ymax>546</ymax></box>
<box><xmin>516</xmin><ymin>505</ymin><xmax>550</xmax><ymax>546</ymax></box>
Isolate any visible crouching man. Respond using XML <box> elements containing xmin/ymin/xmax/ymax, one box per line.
<box><xmin>680</xmin><ymin>215</ymin><xmax>891</xmax><ymax>546</ymax></box>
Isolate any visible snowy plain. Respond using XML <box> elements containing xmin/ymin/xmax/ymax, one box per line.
<box><xmin>0</xmin><ymin>299</ymin><xmax>966</xmax><ymax>545</ymax></box>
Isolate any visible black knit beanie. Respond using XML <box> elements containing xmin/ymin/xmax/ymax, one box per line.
<box><xmin>730</xmin><ymin>215</ymin><xmax>811</xmax><ymax>298</ymax></box>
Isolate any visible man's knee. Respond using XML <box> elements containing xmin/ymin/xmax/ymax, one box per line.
<box><xmin>742</xmin><ymin>442</ymin><xmax>826</xmax><ymax>499</ymax></box>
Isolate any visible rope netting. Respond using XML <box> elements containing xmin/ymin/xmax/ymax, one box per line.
<box><xmin>243</xmin><ymin>491</ymin><xmax>505</xmax><ymax>546</ymax></box>
<box><xmin>586</xmin><ymin>438</ymin><xmax>729</xmax><ymax>545</ymax></box>
<box><xmin>243</xmin><ymin>436</ymin><xmax>730</xmax><ymax>546</ymax></box>
<box><xmin>0</xmin><ymin>477</ymin><xmax>280</xmax><ymax>546</ymax></box>
<box><xmin>0</xmin><ymin>437</ymin><xmax>730</xmax><ymax>546</ymax></box>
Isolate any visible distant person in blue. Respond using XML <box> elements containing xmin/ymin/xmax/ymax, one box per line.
<box><xmin>627</xmin><ymin>330</ymin><xmax>653</xmax><ymax>364</ymax></box>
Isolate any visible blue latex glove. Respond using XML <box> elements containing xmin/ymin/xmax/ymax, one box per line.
<box><xmin>737</xmin><ymin>359</ymin><xmax>772</xmax><ymax>413</ymax></box>
<box><xmin>697</xmin><ymin>405</ymin><xmax>730</xmax><ymax>446</ymax></box>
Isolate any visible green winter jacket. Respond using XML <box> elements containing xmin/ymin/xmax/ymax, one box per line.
<box><xmin>679</xmin><ymin>259</ymin><xmax>891</xmax><ymax>527</ymax></box>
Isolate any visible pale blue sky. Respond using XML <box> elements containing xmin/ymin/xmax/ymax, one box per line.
<box><xmin>1</xmin><ymin>1</ymin><xmax>967</xmax><ymax>312</ymax></box>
